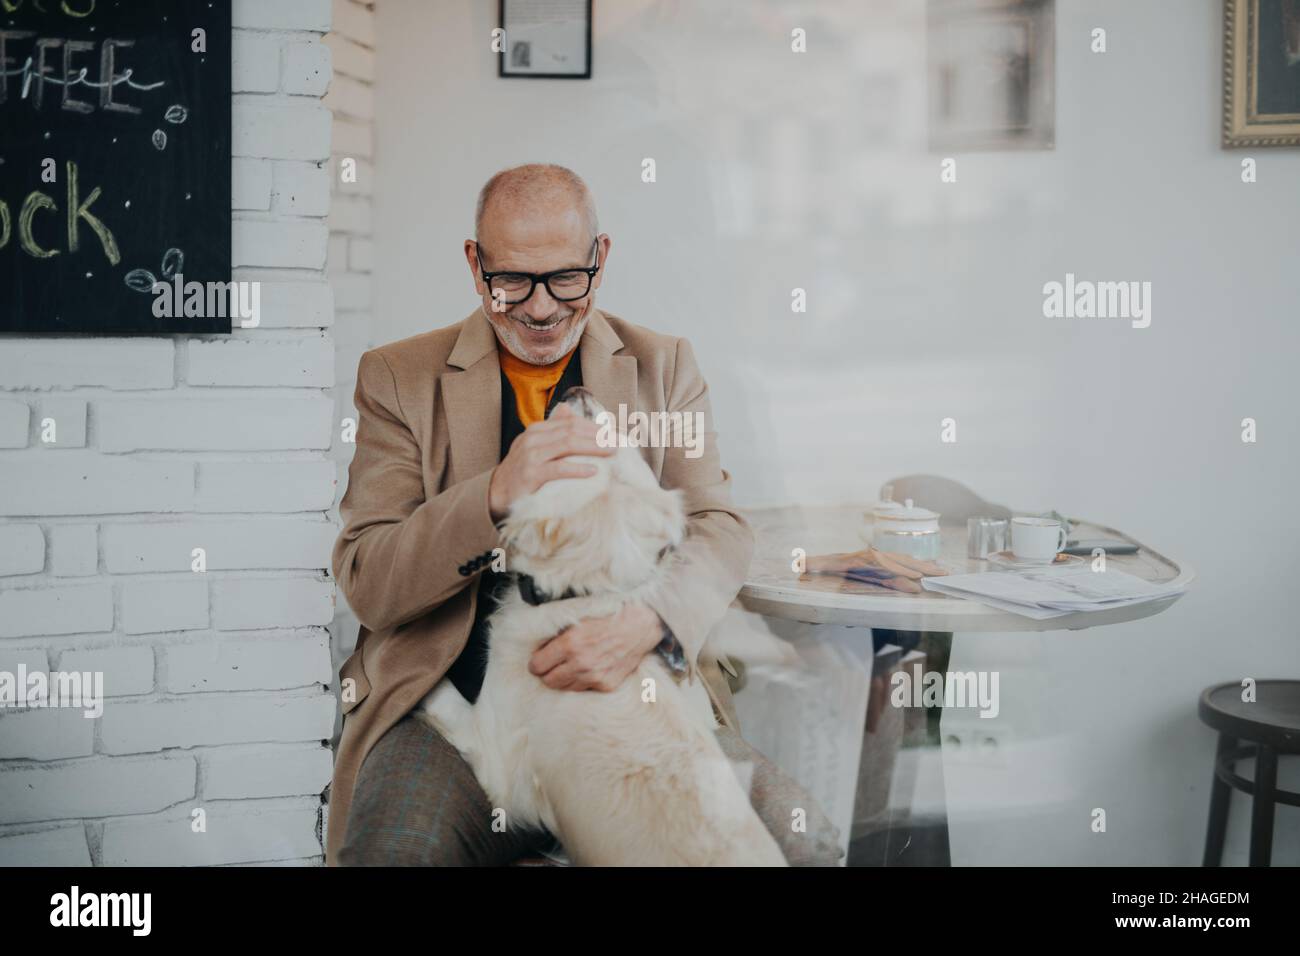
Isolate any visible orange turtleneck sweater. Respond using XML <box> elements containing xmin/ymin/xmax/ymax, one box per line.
<box><xmin>498</xmin><ymin>346</ymin><xmax>578</xmax><ymax>426</ymax></box>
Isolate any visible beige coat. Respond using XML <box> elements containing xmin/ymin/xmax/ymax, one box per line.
<box><xmin>326</xmin><ymin>306</ymin><xmax>754</xmax><ymax>865</ymax></box>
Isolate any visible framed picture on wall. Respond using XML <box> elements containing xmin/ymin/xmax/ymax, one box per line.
<box><xmin>1223</xmin><ymin>0</ymin><xmax>1300</xmax><ymax>146</ymax></box>
<box><xmin>927</xmin><ymin>0</ymin><xmax>1055</xmax><ymax>151</ymax></box>
<box><xmin>498</xmin><ymin>0</ymin><xmax>593</xmax><ymax>79</ymax></box>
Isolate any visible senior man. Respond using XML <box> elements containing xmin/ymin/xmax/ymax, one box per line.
<box><xmin>328</xmin><ymin>163</ymin><xmax>841</xmax><ymax>866</ymax></box>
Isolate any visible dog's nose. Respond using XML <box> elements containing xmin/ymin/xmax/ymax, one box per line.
<box><xmin>557</xmin><ymin>386</ymin><xmax>599</xmax><ymax>420</ymax></box>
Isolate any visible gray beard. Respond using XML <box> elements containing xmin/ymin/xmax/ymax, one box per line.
<box><xmin>484</xmin><ymin>303</ymin><xmax>590</xmax><ymax>365</ymax></box>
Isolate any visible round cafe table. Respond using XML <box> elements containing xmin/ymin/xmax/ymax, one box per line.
<box><xmin>728</xmin><ymin>504</ymin><xmax>1194</xmax><ymax>865</ymax></box>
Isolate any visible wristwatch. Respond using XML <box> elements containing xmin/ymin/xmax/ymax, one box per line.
<box><xmin>654</xmin><ymin>619</ymin><xmax>688</xmax><ymax>681</ymax></box>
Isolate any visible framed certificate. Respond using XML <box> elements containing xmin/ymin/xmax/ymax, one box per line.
<box><xmin>498</xmin><ymin>0</ymin><xmax>593</xmax><ymax>79</ymax></box>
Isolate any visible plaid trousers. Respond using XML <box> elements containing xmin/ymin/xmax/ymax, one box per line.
<box><xmin>339</xmin><ymin>710</ymin><xmax>844</xmax><ymax>866</ymax></box>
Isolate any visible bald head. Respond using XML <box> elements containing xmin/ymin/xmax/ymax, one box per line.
<box><xmin>474</xmin><ymin>163</ymin><xmax>599</xmax><ymax>247</ymax></box>
<box><xmin>466</xmin><ymin>164</ymin><xmax>609</xmax><ymax>365</ymax></box>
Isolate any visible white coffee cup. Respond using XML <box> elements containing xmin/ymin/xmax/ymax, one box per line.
<box><xmin>1010</xmin><ymin>516</ymin><xmax>1066</xmax><ymax>562</ymax></box>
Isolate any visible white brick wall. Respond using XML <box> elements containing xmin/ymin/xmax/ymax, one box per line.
<box><xmin>324</xmin><ymin>0</ymin><xmax>379</xmax><ymax>715</ymax></box>
<box><xmin>100</xmin><ymin>796</ymin><xmax>323</xmax><ymax>866</ymax></box>
<box><xmin>0</xmin><ymin>6</ymin><xmax>339</xmax><ymax>866</ymax></box>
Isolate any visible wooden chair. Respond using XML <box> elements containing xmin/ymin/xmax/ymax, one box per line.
<box><xmin>1199</xmin><ymin>679</ymin><xmax>1300</xmax><ymax>866</ymax></box>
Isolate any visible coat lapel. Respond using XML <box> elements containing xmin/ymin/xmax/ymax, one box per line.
<box><xmin>580</xmin><ymin>307</ymin><xmax>638</xmax><ymax>423</ymax></box>
<box><xmin>441</xmin><ymin>308</ymin><xmax>502</xmax><ymax>485</ymax></box>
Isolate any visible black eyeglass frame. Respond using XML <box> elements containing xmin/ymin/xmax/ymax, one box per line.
<box><xmin>476</xmin><ymin>237</ymin><xmax>601</xmax><ymax>305</ymax></box>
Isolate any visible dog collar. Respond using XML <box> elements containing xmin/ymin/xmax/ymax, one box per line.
<box><xmin>513</xmin><ymin>570</ymin><xmax>687</xmax><ymax>683</ymax></box>
<box><xmin>514</xmin><ymin>545</ymin><xmax>675</xmax><ymax>606</ymax></box>
<box><xmin>516</xmin><ymin>573</ymin><xmax>576</xmax><ymax>606</ymax></box>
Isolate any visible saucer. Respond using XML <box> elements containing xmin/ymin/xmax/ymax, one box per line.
<box><xmin>986</xmin><ymin>551</ymin><xmax>1082</xmax><ymax>570</ymax></box>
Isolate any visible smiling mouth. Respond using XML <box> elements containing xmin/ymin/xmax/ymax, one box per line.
<box><xmin>516</xmin><ymin>314</ymin><xmax>566</xmax><ymax>332</ymax></box>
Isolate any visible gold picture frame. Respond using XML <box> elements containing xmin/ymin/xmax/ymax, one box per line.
<box><xmin>1222</xmin><ymin>0</ymin><xmax>1300</xmax><ymax>147</ymax></box>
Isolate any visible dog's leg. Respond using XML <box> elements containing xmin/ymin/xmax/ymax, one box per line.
<box><xmin>416</xmin><ymin>680</ymin><xmax>478</xmax><ymax>759</ymax></box>
<box><xmin>702</xmin><ymin>606</ymin><xmax>801</xmax><ymax>670</ymax></box>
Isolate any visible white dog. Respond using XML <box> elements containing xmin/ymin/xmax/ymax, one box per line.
<box><xmin>417</xmin><ymin>387</ymin><xmax>786</xmax><ymax>866</ymax></box>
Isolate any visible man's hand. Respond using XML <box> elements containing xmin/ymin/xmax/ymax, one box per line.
<box><xmin>488</xmin><ymin>403</ymin><xmax>615</xmax><ymax>522</ymax></box>
<box><xmin>528</xmin><ymin>602</ymin><xmax>663</xmax><ymax>692</ymax></box>
<box><xmin>802</xmin><ymin>547</ymin><xmax>947</xmax><ymax>593</ymax></box>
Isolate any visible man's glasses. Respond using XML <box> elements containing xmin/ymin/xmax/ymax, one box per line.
<box><xmin>477</xmin><ymin>238</ymin><xmax>600</xmax><ymax>305</ymax></box>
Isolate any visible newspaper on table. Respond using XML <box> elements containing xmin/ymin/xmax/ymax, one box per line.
<box><xmin>920</xmin><ymin>564</ymin><xmax>1184</xmax><ymax>619</ymax></box>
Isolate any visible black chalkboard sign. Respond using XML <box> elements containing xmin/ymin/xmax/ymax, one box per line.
<box><xmin>0</xmin><ymin>0</ymin><xmax>230</xmax><ymax>334</ymax></box>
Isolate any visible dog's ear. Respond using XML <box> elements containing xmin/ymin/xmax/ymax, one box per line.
<box><xmin>503</xmin><ymin>513</ymin><xmax>568</xmax><ymax>561</ymax></box>
<box><xmin>498</xmin><ymin>512</ymin><xmax>533</xmax><ymax>561</ymax></box>
<box><xmin>606</xmin><ymin>480</ymin><xmax>685</xmax><ymax>561</ymax></box>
